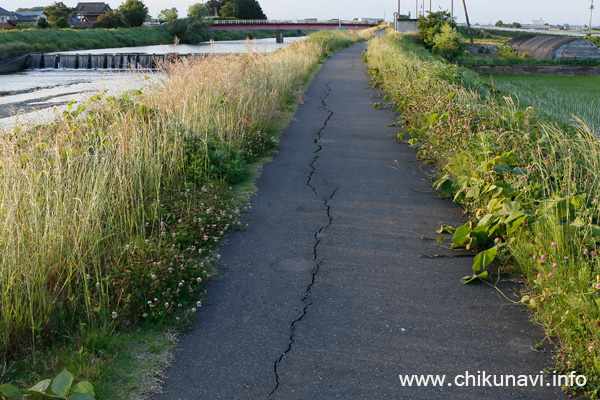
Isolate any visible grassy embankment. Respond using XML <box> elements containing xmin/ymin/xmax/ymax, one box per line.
<box><xmin>0</xmin><ymin>29</ymin><xmax>373</xmax><ymax>399</ymax></box>
<box><xmin>366</xmin><ymin>33</ymin><xmax>600</xmax><ymax>398</ymax></box>
<box><xmin>0</xmin><ymin>26</ymin><xmax>309</xmax><ymax>60</ymax></box>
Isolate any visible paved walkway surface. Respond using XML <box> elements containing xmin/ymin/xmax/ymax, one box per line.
<box><xmin>154</xmin><ymin>43</ymin><xmax>567</xmax><ymax>399</ymax></box>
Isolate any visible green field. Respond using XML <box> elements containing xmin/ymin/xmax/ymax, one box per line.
<box><xmin>486</xmin><ymin>74</ymin><xmax>600</xmax><ymax>131</ymax></box>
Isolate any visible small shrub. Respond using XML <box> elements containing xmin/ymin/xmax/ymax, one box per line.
<box><xmin>432</xmin><ymin>24</ymin><xmax>462</xmax><ymax>60</ymax></box>
<box><xmin>497</xmin><ymin>45</ymin><xmax>518</xmax><ymax>58</ymax></box>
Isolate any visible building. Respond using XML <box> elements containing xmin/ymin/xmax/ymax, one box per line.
<box><xmin>17</xmin><ymin>11</ymin><xmax>49</xmax><ymax>23</ymax></box>
<box><xmin>73</xmin><ymin>2</ymin><xmax>111</xmax><ymax>23</ymax></box>
<box><xmin>0</xmin><ymin>7</ymin><xmax>12</xmax><ymax>29</ymax></box>
<box><xmin>0</xmin><ymin>7</ymin><xmax>38</xmax><ymax>29</ymax></box>
<box><xmin>530</xmin><ymin>18</ymin><xmax>545</xmax><ymax>26</ymax></box>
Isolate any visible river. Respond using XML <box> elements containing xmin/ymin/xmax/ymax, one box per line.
<box><xmin>0</xmin><ymin>37</ymin><xmax>306</xmax><ymax>128</ymax></box>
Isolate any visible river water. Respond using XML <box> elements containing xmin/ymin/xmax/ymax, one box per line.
<box><xmin>0</xmin><ymin>37</ymin><xmax>306</xmax><ymax>128</ymax></box>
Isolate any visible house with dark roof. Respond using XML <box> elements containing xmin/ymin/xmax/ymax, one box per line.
<box><xmin>0</xmin><ymin>7</ymin><xmax>12</xmax><ymax>29</ymax></box>
<box><xmin>17</xmin><ymin>11</ymin><xmax>49</xmax><ymax>23</ymax></box>
<box><xmin>73</xmin><ymin>2</ymin><xmax>111</xmax><ymax>23</ymax></box>
<box><xmin>0</xmin><ymin>7</ymin><xmax>37</xmax><ymax>29</ymax></box>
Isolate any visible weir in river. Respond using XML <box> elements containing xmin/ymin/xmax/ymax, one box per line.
<box><xmin>25</xmin><ymin>53</ymin><xmax>194</xmax><ymax>70</ymax></box>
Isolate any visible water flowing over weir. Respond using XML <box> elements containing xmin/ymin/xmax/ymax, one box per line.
<box><xmin>25</xmin><ymin>53</ymin><xmax>195</xmax><ymax>70</ymax></box>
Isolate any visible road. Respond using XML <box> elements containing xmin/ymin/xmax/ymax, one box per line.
<box><xmin>154</xmin><ymin>42</ymin><xmax>568</xmax><ymax>399</ymax></box>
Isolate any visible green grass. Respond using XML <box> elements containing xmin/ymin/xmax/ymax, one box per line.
<box><xmin>366</xmin><ymin>33</ymin><xmax>600</xmax><ymax>398</ymax></box>
<box><xmin>0</xmin><ymin>27</ymin><xmax>173</xmax><ymax>59</ymax></box>
<box><xmin>0</xmin><ymin>27</ymin><xmax>310</xmax><ymax>61</ymax></box>
<box><xmin>484</xmin><ymin>74</ymin><xmax>600</xmax><ymax>131</ymax></box>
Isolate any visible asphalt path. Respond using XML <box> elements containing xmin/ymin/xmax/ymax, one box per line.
<box><xmin>154</xmin><ymin>42</ymin><xmax>568</xmax><ymax>399</ymax></box>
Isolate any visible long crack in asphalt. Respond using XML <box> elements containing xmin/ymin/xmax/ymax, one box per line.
<box><xmin>269</xmin><ymin>82</ymin><xmax>338</xmax><ymax>398</ymax></box>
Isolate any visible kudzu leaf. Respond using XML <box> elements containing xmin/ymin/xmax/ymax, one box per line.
<box><xmin>70</xmin><ymin>382</ymin><xmax>94</xmax><ymax>396</ymax></box>
<box><xmin>52</xmin><ymin>369</ymin><xmax>74</xmax><ymax>397</ymax></box>
<box><xmin>472</xmin><ymin>247</ymin><xmax>497</xmax><ymax>272</ymax></box>
<box><xmin>28</xmin><ymin>379</ymin><xmax>51</xmax><ymax>393</ymax></box>
<box><xmin>0</xmin><ymin>384</ymin><xmax>23</xmax><ymax>400</ymax></box>
<box><xmin>68</xmin><ymin>393</ymin><xmax>95</xmax><ymax>400</ymax></box>
<box><xmin>461</xmin><ymin>271</ymin><xmax>488</xmax><ymax>284</ymax></box>
<box><xmin>452</xmin><ymin>224</ymin><xmax>471</xmax><ymax>247</ymax></box>
<box><xmin>428</xmin><ymin>113</ymin><xmax>439</xmax><ymax>126</ymax></box>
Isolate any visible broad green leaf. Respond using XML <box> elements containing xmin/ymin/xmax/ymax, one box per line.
<box><xmin>472</xmin><ymin>247</ymin><xmax>497</xmax><ymax>272</ymax></box>
<box><xmin>28</xmin><ymin>379</ymin><xmax>51</xmax><ymax>393</ymax></box>
<box><xmin>520</xmin><ymin>295</ymin><xmax>531</xmax><ymax>304</ymax></box>
<box><xmin>434</xmin><ymin>177</ymin><xmax>458</xmax><ymax>197</ymax></box>
<box><xmin>493</xmin><ymin>164</ymin><xmax>512</xmax><ymax>174</ymax></box>
<box><xmin>436</xmin><ymin>236</ymin><xmax>445</xmax><ymax>244</ymax></box>
<box><xmin>0</xmin><ymin>384</ymin><xmax>23</xmax><ymax>400</ymax></box>
<box><xmin>509</xmin><ymin>216</ymin><xmax>527</xmax><ymax>235</ymax></box>
<box><xmin>461</xmin><ymin>271</ymin><xmax>488</xmax><ymax>284</ymax></box>
<box><xmin>428</xmin><ymin>113</ymin><xmax>439</xmax><ymax>126</ymax></box>
<box><xmin>452</xmin><ymin>224</ymin><xmax>471</xmax><ymax>246</ymax></box>
<box><xmin>465</xmin><ymin>185</ymin><xmax>480</xmax><ymax>199</ymax></box>
<box><xmin>408</xmin><ymin>138</ymin><xmax>419</xmax><ymax>146</ymax></box>
<box><xmin>52</xmin><ymin>369</ymin><xmax>74</xmax><ymax>398</ymax></box>
<box><xmin>476</xmin><ymin>213</ymin><xmax>494</xmax><ymax>228</ymax></box>
<box><xmin>68</xmin><ymin>393</ymin><xmax>95</xmax><ymax>400</ymax></box>
<box><xmin>70</xmin><ymin>382</ymin><xmax>94</xmax><ymax>396</ymax></box>
<box><xmin>448</xmin><ymin>92</ymin><xmax>456</xmax><ymax>100</ymax></box>
<box><xmin>591</xmin><ymin>225</ymin><xmax>600</xmax><ymax>237</ymax></box>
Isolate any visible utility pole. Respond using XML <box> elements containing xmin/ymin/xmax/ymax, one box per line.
<box><xmin>590</xmin><ymin>0</ymin><xmax>595</xmax><ymax>35</ymax></box>
<box><xmin>430</xmin><ymin>0</ymin><xmax>432</xmax><ymax>13</ymax></box>
<box><xmin>462</xmin><ymin>0</ymin><xmax>476</xmax><ymax>52</ymax></box>
<box><xmin>451</xmin><ymin>0</ymin><xmax>454</xmax><ymax>19</ymax></box>
<box><xmin>415</xmin><ymin>0</ymin><xmax>418</xmax><ymax>18</ymax></box>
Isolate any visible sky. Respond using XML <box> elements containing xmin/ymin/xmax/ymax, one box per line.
<box><xmin>1</xmin><ymin>0</ymin><xmax>597</xmax><ymax>26</ymax></box>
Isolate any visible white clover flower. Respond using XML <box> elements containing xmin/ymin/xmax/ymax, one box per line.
<box><xmin>197</xmin><ymin>277</ymin><xmax>202</xmax><ymax>283</ymax></box>
<box><xmin>111</xmin><ymin>311</ymin><xmax>118</xmax><ymax>319</ymax></box>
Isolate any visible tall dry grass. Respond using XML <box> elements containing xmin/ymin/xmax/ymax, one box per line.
<box><xmin>0</xmin><ymin>30</ymin><xmax>370</xmax><ymax>365</ymax></box>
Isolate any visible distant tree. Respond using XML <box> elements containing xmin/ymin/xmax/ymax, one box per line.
<box><xmin>16</xmin><ymin>6</ymin><xmax>45</xmax><ymax>12</ymax></box>
<box><xmin>417</xmin><ymin>10</ymin><xmax>455</xmax><ymax>49</ymax></box>
<box><xmin>119</xmin><ymin>0</ymin><xmax>148</xmax><ymax>27</ymax></box>
<box><xmin>219</xmin><ymin>1</ymin><xmax>236</xmax><ymax>17</ymax></box>
<box><xmin>53</xmin><ymin>16</ymin><xmax>70</xmax><ymax>28</ymax></box>
<box><xmin>94</xmin><ymin>10</ymin><xmax>129</xmax><ymax>28</ymax></box>
<box><xmin>37</xmin><ymin>17</ymin><xmax>50</xmax><ymax>29</ymax></box>
<box><xmin>220</xmin><ymin>0</ymin><xmax>266</xmax><ymax>19</ymax></box>
<box><xmin>167</xmin><ymin>17</ymin><xmax>214</xmax><ymax>43</ymax></box>
<box><xmin>43</xmin><ymin>1</ymin><xmax>72</xmax><ymax>22</ymax></box>
<box><xmin>187</xmin><ymin>3</ymin><xmax>209</xmax><ymax>20</ymax></box>
<box><xmin>205</xmin><ymin>0</ymin><xmax>226</xmax><ymax>16</ymax></box>
<box><xmin>495</xmin><ymin>20</ymin><xmax>504</xmax><ymax>27</ymax></box>
<box><xmin>159</xmin><ymin>7</ymin><xmax>178</xmax><ymax>22</ymax></box>
<box><xmin>510</xmin><ymin>22</ymin><xmax>521</xmax><ymax>28</ymax></box>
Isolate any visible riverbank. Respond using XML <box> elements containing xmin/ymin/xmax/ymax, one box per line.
<box><xmin>366</xmin><ymin>33</ymin><xmax>600</xmax><ymax>398</ymax></box>
<box><xmin>0</xmin><ymin>26</ymin><xmax>310</xmax><ymax>63</ymax></box>
<box><xmin>0</xmin><ymin>30</ymin><xmax>374</xmax><ymax>399</ymax></box>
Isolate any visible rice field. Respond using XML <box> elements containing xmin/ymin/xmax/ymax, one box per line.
<box><xmin>485</xmin><ymin>74</ymin><xmax>600</xmax><ymax>132</ymax></box>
